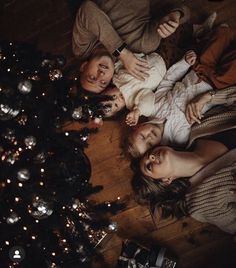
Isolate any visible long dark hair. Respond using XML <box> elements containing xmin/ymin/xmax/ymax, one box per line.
<box><xmin>131</xmin><ymin>159</ymin><xmax>191</xmax><ymax>219</ymax></box>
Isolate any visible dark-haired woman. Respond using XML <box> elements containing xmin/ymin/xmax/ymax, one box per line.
<box><xmin>132</xmin><ymin>88</ymin><xmax>236</xmax><ymax>234</ymax></box>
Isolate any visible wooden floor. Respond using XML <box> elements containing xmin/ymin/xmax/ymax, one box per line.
<box><xmin>1</xmin><ymin>0</ymin><xmax>236</xmax><ymax>267</ymax></box>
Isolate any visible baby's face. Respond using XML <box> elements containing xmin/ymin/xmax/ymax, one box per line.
<box><xmin>129</xmin><ymin>123</ymin><xmax>163</xmax><ymax>157</ymax></box>
<box><xmin>102</xmin><ymin>87</ymin><xmax>125</xmax><ymax>117</ymax></box>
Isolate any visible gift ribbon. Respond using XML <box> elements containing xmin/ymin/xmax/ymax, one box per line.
<box><xmin>118</xmin><ymin>247</ymin><xmax>149</xmax><ymax>268</ymax></box>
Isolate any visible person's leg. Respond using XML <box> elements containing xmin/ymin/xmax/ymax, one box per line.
<box><xmin>194</xmin><ymin>26</ymin><xmax>236</xmax><ymax>89</ymax></box>
<box><xmin>199</xmin><ymin>26</ymin><xmax>236</xmax><ymax>67</ymax></box>
<box><xmin>72</xmin><ymin>1</ymin><xmax>123</xmax><ymax>58</ymax></box>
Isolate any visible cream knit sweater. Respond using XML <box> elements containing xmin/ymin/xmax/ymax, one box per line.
<box><xmin>185</xmin><ymin>92</ymin><xmax>236</xmax><ymax>234</ymax></box>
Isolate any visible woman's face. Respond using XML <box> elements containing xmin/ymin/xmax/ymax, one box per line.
<box><xmin>140</xmin><ymin>146</ymin><xmax>175</xmax><ymax>182</ymax></box>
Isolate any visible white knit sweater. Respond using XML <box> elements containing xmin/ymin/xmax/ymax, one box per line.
<box><xmin>112</xmin><ymin>52</ymin><xmax>166</xmax><ymax>116</ymax></box>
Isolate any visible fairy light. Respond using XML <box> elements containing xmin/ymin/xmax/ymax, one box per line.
<box><xmin>7</xmin><ymin>179</ymin><xmax>11</xmax><ymax>184</ymax></box>
<box><xmin>42</xmin><ymin>93</ymin><xmax>45</xmax><ymax>96</ymax></box>
<box><xmin>7</xmin><ymin>68</ymin><xmax>10</xmax><ymax>72</ymax></box>
<box><xmin>52</xmin><ymin>252</ymin><xmax>56</xmax><ymax>256</ymax></box>
<box><xmin>18</xmin><ymin>147</ymin><xmax>22</xmax><ymax>151</ymax></box>
<box><xmin>107</xmin><ymin>203</ymin><xmax>111</xmax><ymax>207</ymax></box>
<box><xmin>35</xmin><ymin>220</ymin><xmax>39</xmax><ymax>223</ymax></box>
<box><xmin>65</xmin><ymin>132</ymin><xmax>69</xmax><ymax>136</ymax></box>
<box><xmin>23</xmin><ymin>226</ymin><xmax>27</xmax><ymax>231</ymax></box>
<box><xmin>39</xmin><ymin>181</ymin><xmax>44</xmax><ymax>186</ymax></box>
<box><xmin>5</xmin><ymin>241</ymin><xmax>9</xmax><ymax>245</ymax></box>
<box><xmin>15</xmin><ymin>197</ymin><xmax>20</xmax><ymax>202</ymax></box>
<box><xmin>117</xmin><ymin>196</ymin><xmax>121</xmax><ymax>200</ymax></box>
<box><xmin>40</xmin><ymin>168</ymin><xmax>45</xmax><ymax>173</ymax></box>
<box><xmin>31</xmin><ymin>235</ymin><xmax>36</xmax><ymax>240</ymax></box>
<box><xmin>18</xmin><ymin>182</ymin><xmax>23</xmax><ymax>187</ymax></box>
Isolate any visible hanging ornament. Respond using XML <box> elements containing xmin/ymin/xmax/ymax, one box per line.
<box><xmin>1</xmin><ymin>150</ymin><xmax>19</xmax><ymax>164</ymax></box>
<box><xmin>17</xmin><ymin>169</ymin><xmax>30</xmax><ymax>181</ymax></box>
<box><xmin>16</xmin><ymin>114</ymin><xmax>28</xmax><ymax>125</ymax></box>
<box><xmin>72</xmin><ymin>107</ymin><xmax>83</xmax><ymax>120</ymax></box>
<box><xmin>6</xmin><ymin>212</ymin><xmax>20</xmax><ymax>224</ymax></box>
<box><xmin>49</xmin><ymin>69</ymin><xmax>62</xmax><ymax>81</ymax></box>
<box><xmin>28</xmin><ymin>73</ymin><xmax>40</xmax><ymax>81</ymax></box>
<box><xmin>107</xmin><ymin>221</ymin><xmax>118</xmax><ymax>232</ymax></box>
<box><xmin>24</xmin><ymin>136</ymin><xmax>36</xmax><ymax>149</ymax></box>
<box><xmin>28</xmin><ymin>198</ymin><xmax>53</xmax><ymax>220</ymax></box>
<box><xmin>17</xmin><ymin>80</ymin><xmax>32</xmax><ymax>94</ymax></box>
<box><xmin>34</xmin><ymin>152</ymin><xmax>46</xmax><ymax>164</ymax></box>
<box><xmin>0</xmin><ymin>104</ymin><xmax>19</xmax><ymax>121</ymax></box>
<box><xmin>41</xmin><ymin>59</ymin><xmax>52</xmax><ymax>68</ymax></box>
<box><xmin>56</xmin><ymin>56</ymin><xmax>66</xmax><ymax>67</ymax></box>
<box><xmin>2</xmin><ymin>128</ymin><xmax>16</xmax><ymax>143</ymax></box>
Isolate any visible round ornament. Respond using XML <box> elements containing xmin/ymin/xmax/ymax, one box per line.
<box><xmin>17</xmin><ymin>80</ymin><xmax>32</xmax><ymax>94</ymax></box>
<box><xmin>72</xmin><ymin>107</ymin><xmax>83</xmax><ymax>120</ymax></box>
<box><xmin>49</xmin><ymin>69</ymin><xmax>62</xmax><ymax>81</ymax></box>
<box><xmin>28</xmin><ymin>198</ymin><xmax>53</xmax><ymax>220</ymax></box>
<box><xmin>6</xmin><ymin>212</ymin><xmax>20</xmax><ymax>224</ymax></box>
<box><xmin>24</xmin><ymin>136</ymin><xmax>36</xmax><ymax>148</ymax></box>
<box><xmin>0</xmin><ymin>104</ymin><xmax>19</xmax><ymax>121</ymax></box>
<box><xmin>17</xmin><ymin>169</ymin><xmax>30</xmax><ymax>181</ymax></box>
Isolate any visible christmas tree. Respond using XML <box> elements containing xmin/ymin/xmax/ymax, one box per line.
<box><xmin>0</xmin><ymin>41</ymin><xmax>121</xmax><ymax>268</ymax></box>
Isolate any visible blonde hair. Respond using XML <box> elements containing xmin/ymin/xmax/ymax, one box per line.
<box><xmin>124</xmin><ymin>133</ymin><xmax>142</xmax><ymax>159</ymax></box>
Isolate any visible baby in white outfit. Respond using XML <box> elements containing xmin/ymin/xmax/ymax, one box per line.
<box><xmin>103</xmin><ymin>50</ymin><xmax>215</xmax><ymax>146</ymax></box>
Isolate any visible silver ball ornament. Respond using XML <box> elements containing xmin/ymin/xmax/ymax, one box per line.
<box><xmin>24</xmin><ymin>136</ymin><xmax>36</xmax><ymax>148</ymax></box>
<box><xmin>29</xmin><ymin>199</ymin><xmax>53</xmax><ymax>220</ymax></box>
<box><xmin>107</xmin><ymin>221</ymin><xmax>118</xmax><ymax>232</ymax></box>
<box><xmin>49</xmin><ymin>69</ymin><xmax>62</xmax><ymax>81</ymax></box>
<box><xmin>0</xmin><ymin>104</ymin><xmax>19</xmax><ymax>121</ymax></box>
<box><xmin>6</xmin><ymin>212</ymin><xmax>20</xmax><ymax>224</ymax></box>
<box><xmin>72</xmin><ymin>107</ymin><xmax>83</xmax><ymax>120</ymax></box>
<box><xmin>17</xmin><ymin>169</ymin><xmax>30</xmax><ymax>181</ymax></box>
<box><xmin>17</xmin><ymin>80</ymin><xmax>32</xmax><ymax>94</ymax></box>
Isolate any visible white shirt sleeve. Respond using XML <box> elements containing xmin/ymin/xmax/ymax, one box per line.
<box><xmin>156</xmin><ymin>58</ymin><xmax>191</xmax><ymax>93</ymax></box>
<box><xmin>134</xmin><ymin>90</ymin><xmax>155</xmax><ymax>117</ymax></box>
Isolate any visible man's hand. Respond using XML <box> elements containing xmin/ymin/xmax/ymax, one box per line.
<box><xmin>119</xmin><ymin>48</ymin><xmax>149</xmax><ymax>81</ymax></box>
<box><xmin>125</xmin><ymin>108</ymin><xmax>141</xmax><ymax>126</ymax></box>
<box><xmin>157</xmin><ymin>11</ymin><xmax>181</xmax><ymax>38</ymax></box>
<box><xmin>185</xmin><ymin>92</ymin><xmax>212</xmax><ymax>124</ymax></box>
<box><xmin>185</xmin><ymin>50</ymin><xmax>197</xmax><ymax>65</ymax></box>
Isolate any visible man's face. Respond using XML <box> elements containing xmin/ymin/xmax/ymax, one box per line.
<box><xmin>129</xmin><ymin>123</ymin><xmax>163</xmax><ymax>157</ymax></box>
<box><xmin>80</xmin><ymin>55</ymin><xmax>115</xmax><ymax>93</ymax></box>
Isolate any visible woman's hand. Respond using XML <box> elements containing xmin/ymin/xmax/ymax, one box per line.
<box><xmin>119</xmin><ymin>48</ymin><xmax>149</xmax><ymax>81</ymax></box>
<box><xmin>185</xmin><ymin>50</ymin><xmax>197</xmax><ymax>65</ymax></box>
<box><xmin>185</xmin><ymin>92</ymin><xmax>212</xmax><ymax>124</ymax></box>
<box><xmin>126</xmin><ymin>108</ymin><xmax>141</xmax><ymax>126</ymax></box>
<box><xmin>157</xmin><ymin>11</ymin><xmax>181</xmax><ymax>38</ymax></box>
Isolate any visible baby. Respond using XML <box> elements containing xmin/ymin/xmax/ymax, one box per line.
<box><xmin>104</xmin><ymin>50</ymin><xmax>214</xmax><ymax>145</ymax></box>
<box><xmin>102</xmin><ymin>52</ymin><xmax>166</xmax><ymax>118</ymax></box>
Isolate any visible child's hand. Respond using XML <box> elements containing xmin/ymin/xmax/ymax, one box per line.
<box><xmin>125</xmin><ymin>108</ymin><xmax>140</xmax><ymax>126</ymax></box>
<box><xmin>185</xmin><ymin>50</ymin><xmax>197</xmax><ymax>65</ymax></box>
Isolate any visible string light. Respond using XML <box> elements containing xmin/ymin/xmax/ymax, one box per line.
<box><xmin>40</xmin><ymin>168</ymin><xmax>45</xmax><ymax>173</ymax></box>
<box><xmin>7</xmin><ymin>179</ymin><xmax>11</xmax><ymax>184</ymax></box>
<box><xmin>39</xmin><ymin>181</ymin><xmax>44</xmax><ymax>186</ymax></box>
<box><xmin>5</xmin><ymin>241</ymin><xmax>10</xmax><ymax>245</ymax></box>
<box><xmin>18</xmin><ymin>183</ymin><xmax>23</xmax><ymax>187</ymax></box>
<box><xmin>51</xmin><ymin>252</ymin><xmax>56</xmax><ymax>256</ymax></box>
<box><xmin>117</xmin><ymin>196</ymin><xmax>121</xmax><ymax>200</ymax></box>
<box><xmin>31</xmin><ymin>236</ymin><xmax>36</xmax><ymax>240</ymax></box>
<box><xmin>65</xmin><ymin>132</ymin><xmax>69</xmax><ymax>136</ymax></box>
<box><xmin>23</xmin><ymin>226</ymin><xmax>27</xmax><ymax>231</ymax></box>
<box><xmin>15</xmin><ymin>197</ymin><xmax>20</xmax><ymax>202</ymax></box>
